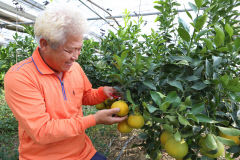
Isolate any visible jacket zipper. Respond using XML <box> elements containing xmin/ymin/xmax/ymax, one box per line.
<box><xmin>57</xmin><ymin>76</ymin><xmax>67</xmax><ymax>101</ymax></box>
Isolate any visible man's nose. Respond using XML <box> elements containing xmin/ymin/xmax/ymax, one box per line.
<box><xmin>72</xmin><ymin>50</ymin><xmax>80</xmax><ymax>60</ymax></box>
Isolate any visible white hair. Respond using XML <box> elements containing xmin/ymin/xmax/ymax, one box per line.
<box><xmin>34</xmin><ymin>2</ymin><xmax>88</xmax><ymax>48</ymax></box>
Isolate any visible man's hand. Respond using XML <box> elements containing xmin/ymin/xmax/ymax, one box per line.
<box><xmin>103</xmin><ymin>86</ymin><xmax>121</xmax><ymax>99</ymax></box>
<box><xmin>94</xmin><ymin>108</ymin><xmax>127</xmax><ymax>125</ymax></box>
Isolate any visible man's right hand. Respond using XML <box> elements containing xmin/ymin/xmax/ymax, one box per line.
<box><xmin>94</xmin><ymin>108</ymin><xmax>127</xmax><ymax>125</ymax></box>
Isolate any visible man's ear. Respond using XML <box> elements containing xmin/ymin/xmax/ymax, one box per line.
<box><xmin>39</xmin><ymin>38</ymin><xmax>48</xmax><ymax>50</ymax></box>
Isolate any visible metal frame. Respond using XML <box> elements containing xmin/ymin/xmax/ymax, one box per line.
<box><xmin>0</xmin><ymin>1</ymin><xmax>36</xmax><ymax>21</ymax></box>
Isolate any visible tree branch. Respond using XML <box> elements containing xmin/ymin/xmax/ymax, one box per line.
<box><xmin>116</xmin><ymin>135</ymin><xmax>135</xmax><ymax>160</ymax></box>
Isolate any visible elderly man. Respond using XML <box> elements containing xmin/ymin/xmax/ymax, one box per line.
<box><xmin>4</xmin><ymin>2</ymin><xmax>126</xmax><ymax>160</ymax></box>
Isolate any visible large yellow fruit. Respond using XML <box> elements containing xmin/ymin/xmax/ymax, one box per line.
<box><xmin>95</xmin><ymin>103</ymin><xmax>105</xmax><ymax>110</ymax></box>
<box><xmin>165</xmin><ymin>138</ymin><xmax>188</xmax><ymax>160</ymax></box>
<box><xmin>160</xmin><ymin>131</ymin><xmax>173</xmax><ymax>146</ymax></box>
<box><xmin>111</xmin><ymin>100</ymin><xmax>129</xmax><ymax>116</ymax></box>
<box><xmin>117</xmin><ymin>120</ymin><xmax>133</xmax><ymax>133</ymax></box>
<box><xmin>219</xmin><ymin>132</ymin><xmax>240</xmax><ymax>145</ymax></box>
<box><xmin>200</xmin><ymin>140</ymin><xmax>225</xmax><ymax>158</ymax></box>
<box><xmin>127</xmin><ymin>114</ymin><xmax>144</xmax><ymax>129</ymax></box>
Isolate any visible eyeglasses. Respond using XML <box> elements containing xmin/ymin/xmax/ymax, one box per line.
<box><xmin>63</xmin><ymin>48</ymin><xmax>81</xmax><ymax>55</ymax></box>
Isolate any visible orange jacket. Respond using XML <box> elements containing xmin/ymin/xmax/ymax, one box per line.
<box><xmin>4</xmin><ymin>47</ymin><xmax>108</xmax><ymax>160</ymax></box>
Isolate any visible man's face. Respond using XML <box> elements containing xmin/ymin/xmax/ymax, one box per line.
<box><xmin>41</xmin><ymin>35</ymin><xmax>83</xmax><ymax>73</ymax></box>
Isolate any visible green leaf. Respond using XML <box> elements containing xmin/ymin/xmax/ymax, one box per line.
<box><xmin>212</xmin><ymin>56</ymin><xmax>222</xmax><ymax>68</ymax></box>
<box><xmin>179</xmin><ymin>103</ymin><xmax>187</xmax><ymax>111</ymax></box>
<box><xmin>220</xmin><ymin>74</ymin><xmax>229</xmax><ymax>86</ymax></box>
<box><xmin>195</xmin><ymin>114</ymin><xmax>218</xmax><ymax>123</ymax></box>
<box><xmin>175</xmin><ymin>60</ymin><xmax>189</xmax><ymax>65</ymax></box>
<box><xmin>167</xmin><ymin>80</ymin><xmax>183</xmax><ymax>92</ymax></box>
<box><xmin>217</xmin><ymin>136</ymin><xmax>238</xmax><ymax>146</ymax></box>
<box><xmin>234</xmin><ymin>37</ymin><xmax>240</xmax><ymax>49</ymax></box>
<box><xmin>194</xmin><ymin>0</ymin><xmax>203</xmax><ymax>8</ymax></box>
<box><xmin>214</xmin><ymin>25</ymin><xmax>225</xmax><ymax>47</ymax></box>
<box><xmin>146</xmin><ymin>103</ymin><xmax>158</xmax><ymax>113</ymax></box>
<box><xmin>194</xmin><ymin>65</ymin><xmax>204</xmax><ymax>76</ymax></box>
<box><xmin>185</xmin><ymin>9</ymin><xmax>192</xmax><ymax>20</ymax></box>
<box><xmin>218</xmin><ymin>47</ymin><xmax>228</xmax><ymax>52</ymax></box>
<box><xmin>165</xmin><ymin>91</ymin><xmax>181</xmax><ymax>105</ymax></box>
<box><xmin>113</xmin><ymin>54</ymin><xmax>122</xmax><ymax>69</ymax></box>
<box><xmin>120</xmin><ymin>50</ymin><xmax>128</xmax><ymax>61</ymax></box>
<box><xmin>126</xmin><ymin>90</ymin><xmax>136</xmax><ymax>106</ymax></box>
<box><xmin>187</xmin><ymin>114</ymin><xmax>199</xmax><ymax>123</ymax></box>
<box><xmin>174</xmin><ymin>131</ymin><xmax>181</xmax><ymax>142</ymax></box>
<box><xmin>202</xmin><ymin>38</ymin><xmax>213</xmax><ymax>50</ymax></box>
<box><xmin>195</xmin><ymin>14</ymin><xmax>207</xmax><ymax>31</ymax></box>
<box><xmin>226</xmin><ymin>78</ymin><xmax>240</xmax><ymax>92</ymax></box>
<box><xmin>171</xmin><ymin>55</ymin><xmax>192</xmax><ymax>62</ymax></box>
<box><xmin>162</xmin><ymin>124</ymin><xmax>174</xmax><ymax>133</ymax></box>
<box><xmin>184</xmin><ymin>96</ymin><xmax>192</xmax><ymax>106</ymax></box>
<box><xmin>204</xmin><ymin>134</ymin><xmax>218</xmax><ymax>151</ymax></box>
<box><xmin>191</xmin><ymin>81</ymin><xmax>207</xmax><ymax>90</ymax></box>
<box><xmin>205</xmin><ymin>58</ymin><xmax>211</xmax><ymax>77</ymax></box>
<box><xmin>143</xmin><ymin>81</ymin><xmax>156</xmax><ymax>90</ymax></box>
<box><xmin>188</xmin><ymin>2</ymin><xmax>198</xmax><ymax>12</ymax></box>
<box><xmin>218</xmin><ymin>126</ymin><xmax>240</xmax><ymax>136</ymax></box>
<box><xmin>185</xmin><ymin>75</ymin><xmax>200</xmax><ymax>81</ymax></box>
<box><xmin>157</xmin><ymin>92</ymin><xmax>166</xmax><ymax>99</ymax></box>
<box><xmin>229</xmin><ymin>92</ymin><xmax>240</xmax><ymax>102</ymax></box>
<box><xmin>178</xmin><ymin>113</ymin><xmax>191</xmax><ymax>126</ymax></box>
<box><xmin>225</xmin><ymin>23</ymin><xmax>233</xmax><ymax>37</ymax></box>
<box><xmin>191</xmin><ymin>103</ymin><xmax>205</xmax><ymax>115</ymax></box>
<box><xmin>204</xmin><ymin>4</ymin><xmax>216</xmax><ymax>14</ymax></box>
<box><xmin>178</xmin><ymin>27</ymin><xmax>190</xmax><ymax>42</ymax></box>
<box><xmin>150</xmin><ymin>91</ymin><xmax>161</xmax><ymax>106</ymax></box>
<box><xmin>178</xmin><ymin>17</ymin><xmax>190</xmax><ymax>31</ymax></box>
<box><xmin>165</xmin><ymin>115</ymin><xmax>177</xmax><ymax>122</ymax></box>
<box><xmin>195</xmin><ymin>29</ymin><xmax>210</xmax><ymax>42</ymax></box>
<box><xmin>160</xmin><ymin>101</ymin><xmax>171</xmax><ymax>111</ymax></box>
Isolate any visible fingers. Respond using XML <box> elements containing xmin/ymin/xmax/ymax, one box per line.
<box><xmin>107</xmin><ymin>108</ymin><xmax>120</xmax><ymax>115</ymax></box>
<box><xmin>103</xmin><ymin>86</ymin><xmax>118</xmax><ymax>99</ymax></box>
<box><xmin>112</xmin><ymin>115</ymin><xmax>127</xmax><ymax>123</ymax></box>
<box><xmin>107</xmin><ymin>115</ymin><xmax>127</xmax><ymax>125</ymax></box>
<box><xmin>95</xmin><ymin>109</ymin><xmax>127</xmax><ymax>125</ymax></box>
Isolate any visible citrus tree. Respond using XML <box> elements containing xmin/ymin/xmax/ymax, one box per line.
<box><xmin>0</xmin><ymin>25</ymin><xmax>36</xmax><ymax>88</ymax></box>
<box><xmin>80</xmin><ymin>0</ymin><xmax>240</xmax><ymax>159</ymax></box>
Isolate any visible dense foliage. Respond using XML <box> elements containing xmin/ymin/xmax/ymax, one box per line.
<box><xmin>0</xmin><ymin>0</ymin><xmax>240</xmax><ymax>159</ymax></box>
<box><xmin>77</xmin><ymin>0</ymin><xmax>240</xmax><ymax>159</ymax></box>
<box><xmin>0</xmin><ymin>25</ymin><xmax>37</xmax><ymax>88</ymax></box>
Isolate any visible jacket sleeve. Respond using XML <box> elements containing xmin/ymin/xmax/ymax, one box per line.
<box><xmin>78</xmin><ymin>66</ymin><xmax>108</xmax><ymax>105</ymax></box>
<box><xmin>4</xmin><ymin>71</ymin><xmax>96</xmax><ymax>145</ymax></box>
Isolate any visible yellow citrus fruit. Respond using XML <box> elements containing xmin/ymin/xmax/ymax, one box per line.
<box><xmin>111</xmin><ymin>100</ymin><xmax>129</xmax><ymax>117</ymax></box>
<box><xmin>95</xmin><ymin>103</ymin><xmax>105</xmax><ymax>110</ymax></box>
<box><xmin>117</xmin><ymin>120</ymin><xmax>133</xmax><ymax>133</ymax></box>
<box><xmin>160</xmin><ymin>131</ymin><xmax>173</xmax><ymax>146</ymax></box>
<box><xmin>200</xmin><ymin>140</ymin><xmax>225</xmax><ymax>158</ymax></box>
<box><xmin>219</xmin><ymin>132</ymin><xmax>240</xmax><ymax>145</ymax></box>
<box><xmin>127</xmin><ymin>114</ymin><xmax>144</xmax><ymax>129</ymax></box>
<box><xmin>165</xmin><ymin>138</ymin><xmax>188</xmax><ymax>159</ymax></box>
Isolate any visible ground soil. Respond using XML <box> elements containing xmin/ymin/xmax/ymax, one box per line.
<box><xmin>105</xmin><ymin>130</ymin><xmax>174</xmax><ymax>160</ymax></box>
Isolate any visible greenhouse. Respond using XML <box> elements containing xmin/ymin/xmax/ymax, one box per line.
<box><xmin>0</xmin><ymin>0</ymin><xmax>240</xmax><ymax>160</ymax></box>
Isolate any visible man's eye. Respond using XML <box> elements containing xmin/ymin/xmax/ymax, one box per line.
<box><xmin>64</xmin><ymin>49</ymin><xmax>72</xmax><ymax>53</ymax></box>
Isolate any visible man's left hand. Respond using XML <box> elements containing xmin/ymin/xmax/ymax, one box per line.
<box><xmin>103</xmin><ymin>86</ymin><xmax>121</xmax><ymax>99</ymax></box>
